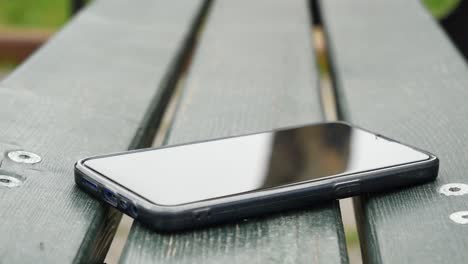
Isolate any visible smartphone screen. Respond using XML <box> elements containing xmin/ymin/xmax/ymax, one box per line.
<box><xmin>84</xmin><ymin>123</ymin><xmax>429</xmax><ymax>206</ymax></box>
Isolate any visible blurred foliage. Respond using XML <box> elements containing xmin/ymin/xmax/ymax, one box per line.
<box><xmin>345</xmin><ymin>227</ymin><xmax>359</xmax><ymax>246</ymax></box>
<box><xmin>0</xmin><ymin>0</ymin><xmax>462</xmax><ymax>29</ymax></box>
<box><xmin>0</xmin><ymin>0</ymin><xmax>68</xmax><ymax>29</ymax></box>
<box><xmin>422</xmin><ymin>0</ymin><xmax>461</xmax><ymax>19</ymax></box>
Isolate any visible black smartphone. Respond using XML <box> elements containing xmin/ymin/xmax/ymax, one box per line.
<box><xmin>75</xmin><ymin>122</ymin><xmax>438</xmax><ymax>232</ymax></box>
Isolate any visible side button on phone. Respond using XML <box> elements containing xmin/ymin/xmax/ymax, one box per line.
<box><xmin>193</xmin><ymin>208</ymin><xmax>210</xmax><ymax>222</ymax></box>
<box><xmin>334</xmin><ymin>180</ymin><xmax>361</xmax><ymax>199</ymax></box>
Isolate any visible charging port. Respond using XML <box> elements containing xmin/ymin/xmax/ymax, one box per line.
<box><xmin>103</xmin><ymin>189</ymin><xmax>118</xmax><ymax>207</ymax></box>
<box><xmin>81</xmin><ymin>178</ymin><xmax>99</xmax><ymax>192</ymax></box>
<box><xmin>118</xmin><ymin>198</ymin><xmax>130</xmax><ymax>210</ymax></box>
<box><xmin>116</xmin><ymin>196</ymin><xmax>137</xmax><ymax>217</ymax></box>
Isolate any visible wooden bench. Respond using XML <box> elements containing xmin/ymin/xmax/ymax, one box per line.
<box><xmin>0</xmin><ymin>0</ymin><xmax>466</xmax><ymax>263</ymax></box>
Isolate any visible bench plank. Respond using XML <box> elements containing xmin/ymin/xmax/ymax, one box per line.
<box><xmin>321</xmin><ymin>0</ymin><xmax>468</xmax><ymax>263</ymax></box>
<box><xmin>120</xmin><ymin>1</ymin><xmax>348</xmax><ymax>263</ymax></box>
<box><xmin>0</xmin><ymin>0</ymin><xmax>204</xmax><ymax>262</ymax></box>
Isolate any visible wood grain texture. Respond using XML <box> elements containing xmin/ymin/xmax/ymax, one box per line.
<box><xmin>0</xmin><ymin>0</ymin><xmax>204</xmax><ymax>263</ymax></box>
<box><xmin>321</xmin><ymin>0</ymin><xmax>468</xmax><ymax>263</ymax></box>
<box><xmin>120</xmin><ymin>1</ymin><xmax>348</xmax><ymax>263</ymax></box>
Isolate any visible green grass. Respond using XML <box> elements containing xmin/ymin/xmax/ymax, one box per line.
<box><xmin>0</xmin><ymin>0</ymin><xmax>68</xmax><ymax>29</ymax></box>
<box><xmin>422</xmin><ymin>0</ymin><xmax>461</xmax><ymax>19</ymax></box>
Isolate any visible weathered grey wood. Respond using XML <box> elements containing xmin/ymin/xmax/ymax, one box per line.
<box><xmin>321</xmin><ymin>0</ymin><xmax>468</xmax><ymax>263</ymax></box>
<box><xmin>0</xmin><ymin>0</ymin><xmax>204</xmax><ymax>263</ymax></box>
<box><xmin>121</xmin><ymin>1</ymin><xmax>348</xmax><ymax>263</ymax></box>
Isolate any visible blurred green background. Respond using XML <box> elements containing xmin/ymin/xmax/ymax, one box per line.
<box><xmin>423</xmin><ymin>0</ymin><xmax>460</xmax><ymax>18</ymax></box>
<box><xmin>0</xmin><ymin>0</ymin><xmax>68</xmax><ymax>29</ymax></box>
<box><xmin>0</xmin><ymin>0</ymin><xmax>461</xmax><ymax>30</ymax></box>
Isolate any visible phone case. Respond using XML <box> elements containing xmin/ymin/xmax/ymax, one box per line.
<box><xmin>74</xmin><ymin>131</ymin><xmax>438</xmax><ymax>232</ymax></box>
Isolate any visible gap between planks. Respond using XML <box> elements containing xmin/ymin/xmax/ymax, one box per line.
<box><xmin>103</xmin><ymin>1</ymin><xmax>213</xmax><ymax>263</ymax></box>
<box><xmin>310</xmin><ymin>0</ymin><xmax>362</xmax><ymax>262</ymax></box>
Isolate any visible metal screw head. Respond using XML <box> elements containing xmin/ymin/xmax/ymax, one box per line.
<box><xmin>7</xmin><ymin>150</ymin><xmax>41</xmax><ymax>164</ymax></box>
<box><xmin>439</xmin><ymin>183</ymin><xmax>468</xmax><ymax>196</ymax></box>
<box><xmin>449</xmin><ymin>211</ymin><xmax>468</xmax><ymax>224</ymax></box>
<box><xmin>0</xmin><ymin>175</ymin><xmax>23</xmax><ymax>188</ymax></box>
